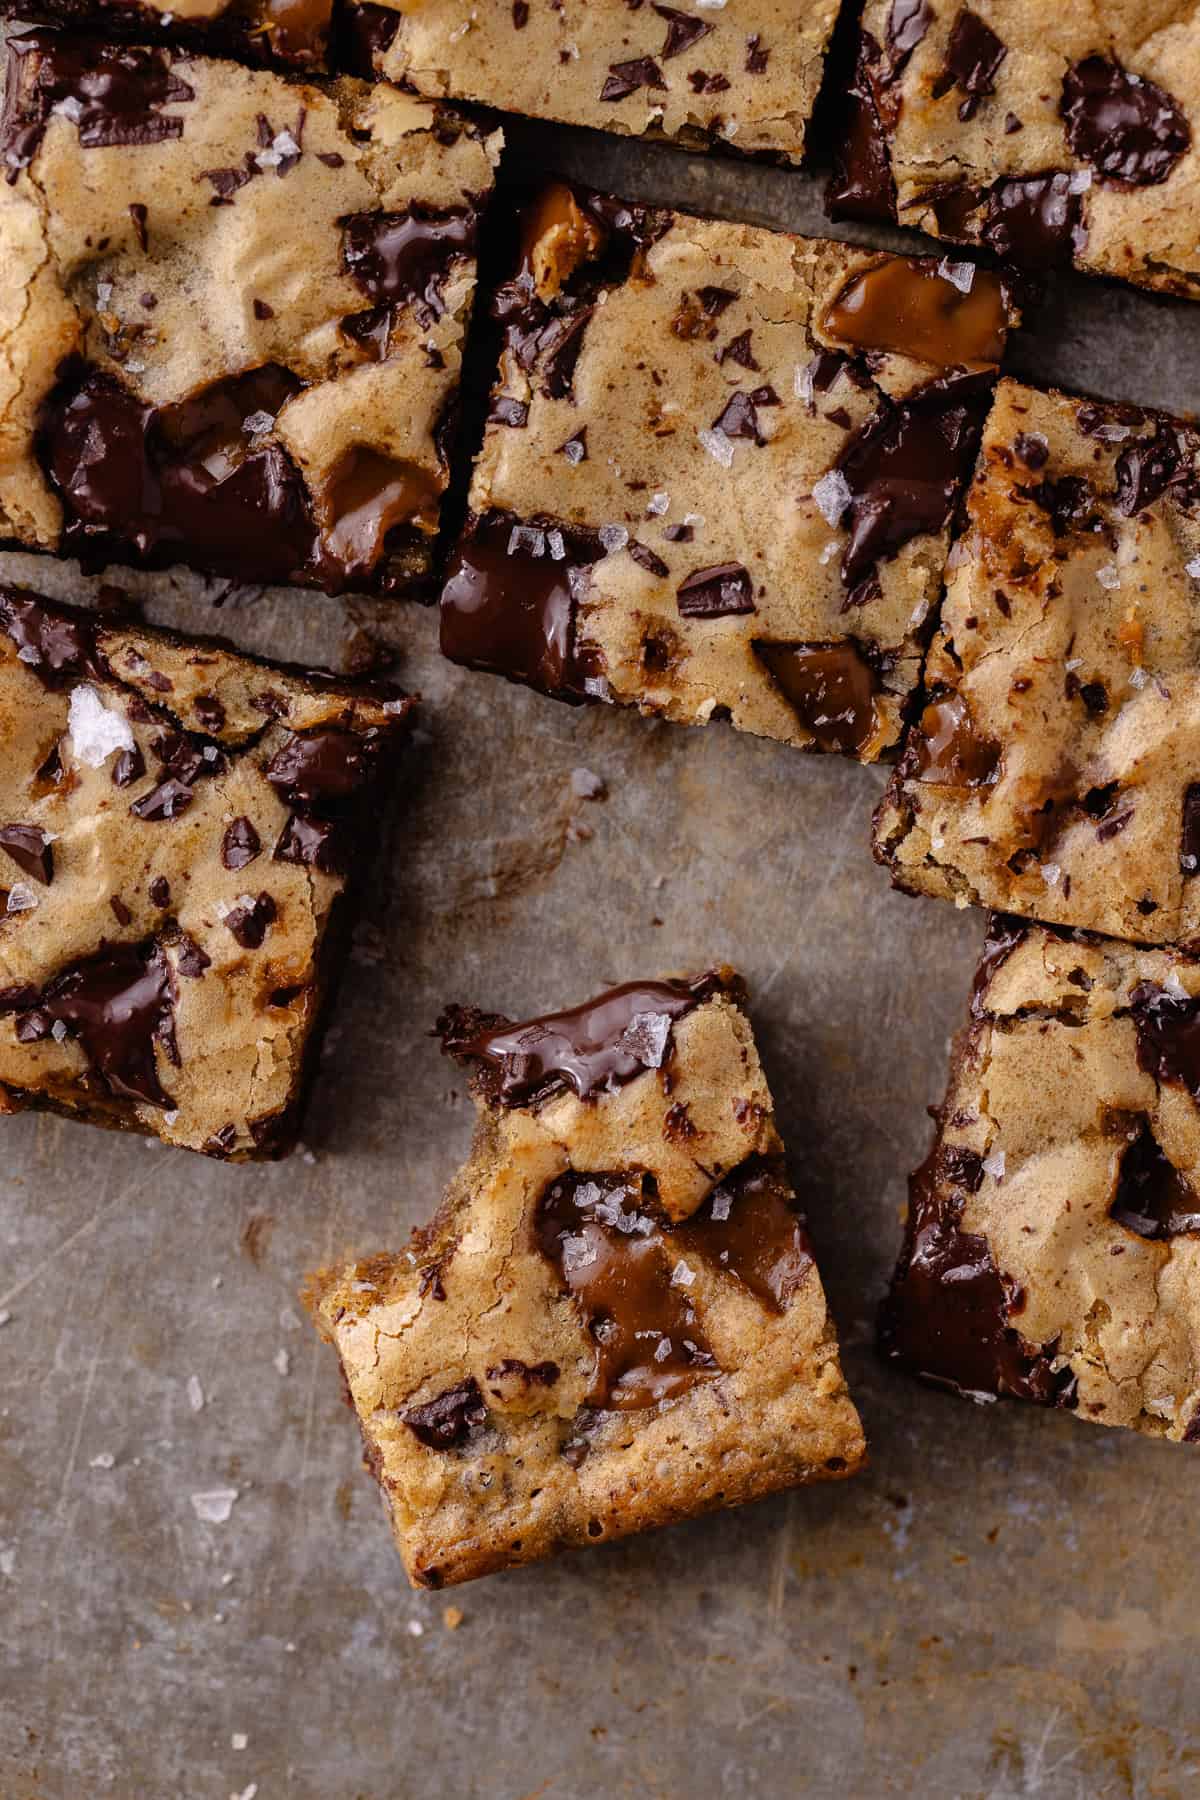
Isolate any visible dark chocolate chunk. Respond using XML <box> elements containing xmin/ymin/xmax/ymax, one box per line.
<box><xmin>970</xmin><ymin>913</ymin><xmax>1028</xmax><ymax>1017</ymax></box>
<box><xmin>600</xmin><ymin>57</ymin><xmax>667</xmax><ymax>103</ymax></box>
<box><xmin>887</xmin><ymin>0</ymin><xmax>932</xmax><ymax>64</ymax></box>
<box><xmin>175</xmin><ymin>933</ymin><xmax>211</xmax><ymax>978</ymax></box>
<box><xmin>273</xmin><ymin>812</ymin><xmax>344</xmax><ymax>872</ymax></box>
<box><xmin>677</xmin><ymin>563</ymin><xmax>755</xmax><ymax>619</ymax></box>
<box><xmin>936</xmin><ymin>10</ymin><xmax>1006</xmax><ymax>121</ymax></box>
<box><xmin>627</xmin><ymin>541</ymin><xmax>669</xmax><ymax>579</ymax></box>
<box><xmin>221</xmin><ymin>817</ymin><xmax>262</xmax><ymax>872</ymax></box>
<box><xmin>1110</xmin><ymin>1116</ymin><xmax>1200</xmax><ymax>1240</ymax></box>
<box><xmin>342</xmin><ymin>204</ymin><xmax>479</xmax><ymax>325</ymax></box>
<box><xmin>745</xmin><ymin>33</ymin><xmax>769</xmax><ymax>74</ymax></box>
<box><xmin>488</xmin><ymin>395</ymin><xmax>529</xmax><ymax>428</ymax></box>
<box><xmin>130</xmin><ymin>778</ymin><xmax>195</xmax><ymax>822</ymax></box>
<box><xmin>755</xmin><ymin>641</ymin><xmax>882</xmax><ymax>755</ymax></box>
<box><xmin>333</xmin><ymin>1</ymin><xmax>401</xmax><ymax>78</ymax></box>
<box><xmin>1</xmin><ymin>33</ymin><xmax>194</xmax><ymax>179</ymax></box>
<box><xmin>653</xmin><ymin>4</ymin><xmax>712</xmax><ymax>59</ymax></box>
<box><xmin>0</xmin><ymin>586</ymin><xmax>102</xmax><ymax>687</ymax></box>
<box><xmin>836</xmin><ymin>375</ymin><xmax>991</xmax><ymax>598</ymax></box>
<box><xmin>33</xmin><ymin>940</ymin><xmax>177</xmax><ymax>1107</ymax></box>
<box><xmin>264</xmin><ymin>731</ymin><xmax>368</xmax><ymax>813</ymax></box>
<box><xmin>711</xmin><ymin>386</ymin><xmax>779</xmax><ymax>446</ymax></box>
<box><xmin>1114</xmin><ymin>426</ymin><xmax>1183</xmax><ymax>516</ymax></box>
<box><xmin>39</xmin><ymin>362</ymin><xmax>316</xmax><ymax>587</ymax></box>
<box><xmin>0</xmin><ymin>823</ymin><xmax>53</xmax><ymax>886</ymax></box>
<box><xmin>224</xmin><ymin>892</ymin><xmax>276</xmax><ymax>950</ymax></box>
<box><xmin>537</xmin><ymin>1172</ymin><xmax>718</xmax><ymax>1411</ymax></box>
<box><xmin>112</xmin><ymin>745</ymin><xmax>146</xmax><ymax>788</ymax></box>
<box><xmin>149</xmin><ymin>875</ymin><xmax>171</xmax><ymax>908</ymax></box>
<box><xmin>674</xmin><ymin>1157</ymin><xmax>812</xmax><ymax>1311</ymax></box>
<box><xmin>438</xmin><ymin>973</ymin><xmax>722</xmax><ymax>1108</ymax></box>
<box><xmin>984</xmin><ymin>173</ymin><xmax>1086</xmax><ymax>267</ymax></box>
<box><xmin>1013</xmin><ymin>432</ymin><xmax>1049</xmax><ymax>470</ymax></box>
<box><xmin>880</xmin><ymin>1143</ymin><xmax>1076</xmax><ymax>1404</ymax></box>
<box><xmin>826</xmin><ymin>34</ymin><xmax>896</xmax><ymax>222</ymax></box>
<box><xmin>439</xmin><ymin>513</ymin><xmax>607</xmax><ymax>701</ymax></box>
<box><xmin>1023</xmin><ymin>474</ymin><xmax>1101</xmax><ymax>536</ymax></box>
<box><xmin>1130</xmin><ymin>982</ymin><xmax>1200</xmax><ymax>1101</ymax></box>
<box><xmin>402</xmin><ymin>1377</ymin><xmax>487</xmax><ymax>1450</ymax></box>
<box><xmin>718</xmin><ymin>329</ymin><xmax>759</xmax><ymax>371</ymax></box>
<box><xmin>1061</xmin><ymin>56</ymin><xmax>1190</xmax><ymax>187</ymax></box>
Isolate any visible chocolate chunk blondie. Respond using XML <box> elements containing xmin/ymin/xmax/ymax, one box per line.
<box><xmin>441</xmin><ymin>182</ymin><xmax>1015</xmax><ymax>760</ymax></box>
<box><xmin>310</xmin><ymin>970</ymin><xmax>865</xmax><ymax>1586</ymax></box>
<box><xmin>0</xmin><ymin>585</ymin><xmax>411</xmax><ymax>1156</ymax></box>
<box><xmin>874</xmin><ymin>379</ymin><xmax>1200</xmax><ymax>944</ymax></box>
<box><xmin>336</xmin><ymin>0</ymin><xmax>838</xmax><ymax>163</ymax></box>
<box><xmin>0</xmin><ymin>0</ymin><xmax>333</xmax><ymax>68</ymax></box>
<box><xmin>882</xmin><ymin>914</ymin><xmax>1200</xmax><ymax>1442</ymax></box>
<box><xmin>0</xmin><ymin>31</ymin><xmax>499</xmax><ymax>595</ymax></box>
<box><xmin>830</xmin><ymin>2</ymin><xmax>1200</xmax><ymax>301</ymax></box>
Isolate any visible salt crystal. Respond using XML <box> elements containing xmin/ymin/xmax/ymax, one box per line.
<box><xmin>231</xmin><ymin>1733</ymin><xmax>248</xmax><ymax>1751</ymax></box>
<box><xmin>793</xmin><ymin>362</ymin><xmax>814</xmax><ymax>403</ymax></box>
<box><xmin>710</xmin><ymin>1189</ymin><xmax>732</xmax><ymax>1222</ymax></box>
<box><xmin>243</xmin><ymin>410</ymin><xmax>274</xmax><ymax>435</ymax></box>
<box><xmin>507</xmin><ymin>524</ymin><xmax>545</xmax><ymax>558</ymax></box>
<box><xmin>937</xmin><ymin>257</ymin><xmax>976</xmax><ymax>293</ymax></box>
<box><xmin>982</xmin><ymin>1150</ymin><xmax>1006</xmax><ymax>1180</ymax></box>
<box><xmin>67</xmin><ymin>684</ymin><xmax>135</xmax><ymax>768</ymax></box>
<box><xmin>546</xmin><ymin>529</ymin><xmax>566</xmax><ymax>561</ymax></box>
<box><xmin>53</xmin><ymin>95</ymin><xmax>84</xmax><ymax>123</ymax></box>
<box><xmin>571</xmin><ymin>767</ymin><xmax>606</xmax><ymax>800</ymax></box>
<box><xmin>1042</xmin><ymin>863</ymin><xmax>1062</xmax><ymax>886</ymax></box>
<box><xmin>670</xmin><ymin>1260</ymin><xmax>695</xmax><ymax>1288</ymax></box>
<box><xmin>1163</xmin><ymin>970</ymin><xmax>1191</xmax><ymax>999</ymax></box>
<box><xmin>1129</xmin><ymin>665</ymin><xmax>1148</xmax><ymax>688</ymax></box>
<box><xmin>647</xmin><ymin>491</ymin><xmax>669</xmax><ymax>515</ymax></box>
<box><xmin>255</xmin><ymin>129</ymin><xmax>300</xmax><ymax>170</ymax></box>
<box><xmin>230</xmin><ymin>1785</ymin><xmax>258</xmax><ymax>1800</ymax></box>
<box><xmin>273</xmin><ymin>1348</ymin><xmax>290</xmax><ymax>1376</ymax></box>
<box><xmin>0</xmin><ymin>1549</ymin><xmax>14</xmax><ymax>1578</ymax></box>
<box><xmin>407</xmin><ymin>1619</ymin><xmax>425</xmax><ymax>1637</ymax></box>
<box><xmin>1097</xmin><ymin>563</ymin><xmax>1121</xmax><ymax>590</ymax></box>
<box><xmin>1067</xmin><ymin>168</ymin><xmax>1092</xmax><ymax>194</ymax></box>
<box><xmin>698</xmin><ymin>427</ymin><xmax>734</xmax><ymax>468</ymax></box>
<box><xmin>6</xmin><ymin>884</ymin><xmax>37</xmax><ymax>915</ymax></box>
<box><xmin>89</xmin><ymin>1452</ymin><xmax>115</xmax><ymax>1470</ymax></box>
<box><xmin>125</xmin><ymin>360</ymin><xmax>146</xmax><ymax>375</ymax></box>
<box><xmin>654</xmin><ymin>1337</ymin><xmax>674</xmax><ymax>1361</ymax></box>
<box><xmin>190</xmin><ymin>1487</ymin><xmax>238</xmax><ymax>1525</ymax></box>
<box><xmin>1186</xmin><ymin>556</ymin><xmax>1200</xmax><ymax>580</ymax></box>
<box><xmin>0</xmin><ymin>1311</ymin><xmax>11</xmax><ymax>1327</ymax></box>
<box><xmin>684</xmin><ymin>512</ymin><xmax>705</xmax><ymax>528</ymax></box>
<box><xmin>95</xmin><ymin>280</ymin><xmax>114</xmax><ymax>307</ymax></box>
<box><xmin>599</xmin><ymin>524</ymin><xmax>628</xmax><ymax>554</ymax></box>
<box><xmin>187</xmin><ymin>1375</ymin><xmax>205</xmax><ymax>1413</ymax></box>
<box><xmin>1065</xmin><ymin>657</ymin><xmax>1083</xmax><ymax>670</ymax></box>
<box><xmin>811</xmin><ymin>469</ymin><xmax>852</xmax><ymax>527</ymax></box>
<box><xmin>819</xmin><ymin>539</ymin><xmax>840</xmax><ymax>566</ymax></box>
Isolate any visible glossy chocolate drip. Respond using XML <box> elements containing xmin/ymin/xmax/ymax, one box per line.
<box><xmin>342</xmin><ymin>205</ymin><xmax>478</xmax><ymax>325</ymax></box>
<box><xmin>537</xmin><ymin>1172</ymin><xmax>718</xmax><ymax>1411</ymax></box>
<box><xmin>1110</xmin><ymin>1116</ymin><xmax>1200</xmax><ymax>1240</ymax></box>
<box><xmin>674</xmin><ymin>1158</ymin><xmax>812</xmax><ymax>1311</ymax></box>
<box><xmin>439</xmin><ymin>513</ymin><xmax>607</xmax><ymax>701</ymax></box>
<box><xmin>315</xmin><ymin>447</ymin><xmax>440</xmax><ymax>588</ymax></box>
<box><xmin>0</xmin><ymin>587</ymin><xmax>103</xmax><ymax>687</ymax></box>
<box><xmin>935</xmin><ymin>10</ymin><xmax>1006</xmax><ymax>121</ymax></box>
<box><xmin>984</xmin><ymin>173</ymin><xmax>1086</xmax><ymax>268</ymax></box>
<box><xmin>971</xmin><ymin>913</ymin><xmax>1029</xmax><ymax>1017</ymax></box>
<box><xmin>2</xmin><ymin>32</ymin><xmax>194</xmax><ymax>179</ymax></box>
<box><xmin>880</xmin><ymin>1144</ymin><xmax>1075</xmax><ymax>1405</ymax></box>
<box><xmin>676</xmin><ymin>563</ymin><xmax>754</xmax><ymax>618</ymax></box>
<box><xmin>907</xmin><ymin>691</ymin><xmax>1001</xmax><ymax>787</ymax></box>
<box><xmin>826</xmin><ymin>33</ymin><xmax>896</xmax><ymax>222</ymax></box>
<box><xmin>1130</xmin><ymin>982</ymin><xmax>1200</xmax><ymax>1100</ymax></box>
<box><xmin>755</xmin><ymin>641</ymin><xmax>881</xmax><ymax>756</ymax></box>
<box><xmin>1061</xmin><ymin>56</ymin><xmax>1190</xmax><ymax>187</ymax></box>
<box><xmin>40</xmin><ymin>363</ymin><xmax>317</xmax><ymax>586</ymax></box>
<box><xmin>821</xmin><ymin>259</ymin><xmax>1007</xmax><ymax>368</ymax></box>
<box><xmin>836</xmin><ymin>376</ymin><xmax>990</xmax><ymax>598</ymax></box>
<box><xmin>332</xmin><ymin>1</ymin><xmax>401</xmax><ymax>77</ymax></box>
<box><xmin>17</xmin><ymin>941</ymin><xmax>177</xmax><ymax>1108</ymax></box>
<box><xmin>0</xmin><ymin>823</ymin><xmax>54</xmax><ymax>886</ymax></box>
<box><xmin>438</xmin><ymin>973</ymin><xmax>722</xmax><ymax>1107</ymax></box>
<box><xmin>887</xmin><ymin>0</ymin><xmax>932</xmax><ymax>64</ymax></box>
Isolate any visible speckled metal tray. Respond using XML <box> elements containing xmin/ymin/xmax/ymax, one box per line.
<box><xmin>3</xmin><ymin>51</ymin><xmax>1200</xmax><ymax>1800</ymax></box>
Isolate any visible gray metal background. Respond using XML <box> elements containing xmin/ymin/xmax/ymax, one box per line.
<box><xmin>3</xmin><ymin>78</ymin><xmax>1200</xmax><ymax>1800</ymax></box>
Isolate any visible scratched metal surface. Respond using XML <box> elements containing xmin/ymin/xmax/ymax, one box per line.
<box><xmin>4</xmin><ymin>67</ymin><xmax>1200</xmax><ymax>1800</ymax></box>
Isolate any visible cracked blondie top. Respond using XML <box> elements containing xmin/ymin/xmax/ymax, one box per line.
<box><xmin>830</xmin><ymin>1</ymin><xmax>1200</xmax><ymax>301</ymax></box>
<box><xmin>337</xmin><ymin>0</ymin><xmax>838</xmax><ymax>163</ymax></box>
<box><xmin>882</xmin><ymin>914</ymin><xmax>1200</xmax><ymax>1443</ymax></box>
<box><xmin>441</xmin><ymin>182</ymin><xmax>1015</xmax><ymax>761</ymax></box>
<box><xmin>0</xmin><ymin>31</ymin><xmax>499</xmax><ymax>595</ymax></box>
<box><xmin>874</xmin><ymin>379</ymin><xmax>1200</xmax><ymax>944</ymax></box>
<box><xmin>310</xmin><ymin>969</ymin><xmax>864</xmax><ymax>1587</ymax></box>
<box><xmin>0</xmin><ymin>0</ymin><xmax>334</xmax><ymax>68</ymax></box>
<box><xmin>0</xmin><ymin>586</ymin><xmax>411</xmax><ymax>1157</ymax></box>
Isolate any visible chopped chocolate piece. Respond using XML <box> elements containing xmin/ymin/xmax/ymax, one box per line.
<box><xmin>309</xmin><ymin>970</ymin><xmax>864</xmax><ymax>1586</ymax></box>
<box><xmin>1</xmin><ymin>35</ymin><xmax>499</xmax><ymax>598</ymax></box>
<box><xmin>1</xmin><ymin>2</ymin><xmax>334</xmax><ymax>68</ymax></box>
<box><xmin>875</xmin><ymin>380</ymin><xmax>1200</xmax><ymax>945</ymax></box>
<box><xmin>883</xmin><ymin>918</ymin><xmax>1200</xmax><ymax>1440</ymax></box>
<box><xmin>831</xmin><ymin>4</ymin><xmax>1200</xmax><ymax>301</ymax></box>
<box><xmin>445</xmin><ymin>184</ymin><xmax>1014</xmax><ymax>762</ymax></box>
<box><xmin>0</xmin><ymin>584</ymin><xmax>411</xmax><ymax>1156</ymax></box>
<box><xmin>336</xmin><ymin>0</ymin><xmax>842</xmax><ymax>163</ymax></box>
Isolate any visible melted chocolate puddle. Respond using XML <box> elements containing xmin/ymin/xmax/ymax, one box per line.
<box><xmin>2</xmin><ymin>941</ymin><xmax>177</xmax><ymax>1108</ymax></box>
<box><xmin>674</xmin><ymin>1158</ymin><xmax>812</xmax><ymax>1311</ymax></box>
<box><xmin>754</xmin><ymin>641</ymin><xmax>882</xmax><ymax>755</ymax></box>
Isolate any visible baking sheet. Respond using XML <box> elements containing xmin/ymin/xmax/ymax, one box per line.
<box><xmin>3</xmin><ymin>79</ymin><xmax>1200</xmax><ymax>1800</ymax></box>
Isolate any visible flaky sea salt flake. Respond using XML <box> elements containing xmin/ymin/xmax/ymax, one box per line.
<box><xmin>190</xmin><ymin>1487</ymin><xmax>238</xmax><ymax>1525</ymax></box>
<box><xmin>67</xmin><ymin>684</ymin><xmax>135</xmax><ymax>768</ymax></box>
